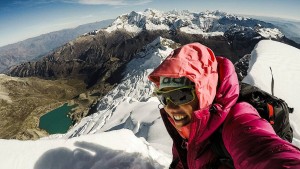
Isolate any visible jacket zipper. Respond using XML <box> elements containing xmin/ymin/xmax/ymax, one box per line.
<box><xmin>181</xmin><ymin>138</ymin><xmax>188</xmax><ymax>149</ymax></box>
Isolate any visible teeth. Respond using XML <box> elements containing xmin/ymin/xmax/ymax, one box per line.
<box><xmin>173</xmin><ymin>115</ymin><xmax>186</xmax><ymax>121</ymax></box>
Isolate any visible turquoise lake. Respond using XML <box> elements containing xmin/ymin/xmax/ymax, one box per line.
<box><xmin>39</xmin><ymin>103</ymin><xmax>75</xmax><ymax>134</ymax></box>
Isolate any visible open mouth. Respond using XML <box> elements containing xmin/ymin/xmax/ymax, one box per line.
<box><xmin>173</xmin><ymin>115</ymin><xmax>188</xmax><ymax>121</ymax></box>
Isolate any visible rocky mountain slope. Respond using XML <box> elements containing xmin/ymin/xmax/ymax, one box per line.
<box><xmin>0</xmin><ymin>19</ymin><xmax>113</xmax><ymax>72</ymax></box>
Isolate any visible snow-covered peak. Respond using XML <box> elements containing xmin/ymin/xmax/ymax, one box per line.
<box><xmin>105</xmin><ymin>9</ymin><xmax>223</xmax><ymax>34</ymax></box>
<box><xmin>104</xmin><ymin>9</ymin><xmax>283</xmax><ymax>39</ymax></box>
<box><xmin>243</xmin><ymin>40</ymin><xmax>300</xmax><ymax>147</ymax></box>
<box><xmin>143</xmin><ymin>8</ymin><xmax>162</xmax><ymax>16</ymax></box>
<box><xmin>256</xmin><ymin>27</ymin><xmax>283</xmax><ymax>39</ymax></box>
<box><xmin>200</xmin><ymin>10</ymin><xmax>227</xmax><ymax>18</ymax></box>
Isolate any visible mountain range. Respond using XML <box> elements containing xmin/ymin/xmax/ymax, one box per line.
<box><xmin>0</xmin><ymin>19</ymin><xmax>113</xmax><ymax>72</ymax></box>
<box><xmin>246</xmin><ymin>15</ymin><xmax>300</xmax><ymax>44</ymax></box>
<box><xmin>6</xmin><ymin>9</ymin><xmax>299</xmax><ymax>86</ymax></box>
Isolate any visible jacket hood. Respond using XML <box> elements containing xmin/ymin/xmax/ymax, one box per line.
<box><xmin>148</xmin><ymin>42</ymin><xmax>218</xmax><ymax>109</ymax></box>
<box><xmin>195</xmin><ymin>56</ymin><xmax>239</xmax><ymax>141</ymax></box>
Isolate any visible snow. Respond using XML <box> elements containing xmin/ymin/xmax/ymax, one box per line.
<box><xmin>105</xmin><ymin>15</ymin><xmax>143</xmax><ymax>33</ymax></box>
<box><xmin>257</xmin><ymin>28</ymin><xmax>284</xmax><ymax>39</ymax></box>
<box><xmin>0</xmin><ymin>38</ymin><xmax>300</xmax><ymax>169</ymax></box>
<box><xmin>0</xmin><ymin>129</ymin><xmax>170</xmax><ymax>169</ymax></box>
<box><xmin>243</xmin><ymin>40</ymin><xmax>300</xmax><ymax>147</ymax></box>
<box><xmin>145</xmin><ymin>22</ymin><xmax>169</xmax><ymax>31</ymax></box>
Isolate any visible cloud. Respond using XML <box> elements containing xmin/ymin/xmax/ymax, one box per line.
<box><xmin>11</xmin><ymin>0</ymin><xmax>57</xmax><ymax>6</ymax></box>
<box><xmin>76</xmin><ymin>0</ymin><xmax>152</xmax><ymax>6</ymax></box>
<box><xmin>80</xmin><ymin>15</ymin><xmax>94</xmax><ymax>19</ymax></box>
<box><xmin>78</xmin><ymin>0</ymin><xmax>125</xmax><ymax>5</ymax></box>
<box><xmin>8</xmin><ymin>0</ymin><xmax>152</xmax><ymax>7</ymax></box>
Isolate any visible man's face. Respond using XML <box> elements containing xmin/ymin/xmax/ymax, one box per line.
<box><xmin>161</xmin><ymin>88</ymin><xmax>199</xmax><ymax>130</ymax></box>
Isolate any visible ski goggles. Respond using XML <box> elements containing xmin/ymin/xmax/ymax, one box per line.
<box><xmin>154</xmin><ymin>86</ymin><xmax>196</xmax><ymax>106</ymax></box>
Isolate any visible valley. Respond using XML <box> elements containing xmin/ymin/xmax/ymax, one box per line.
<box><xmin>0</xmin><ymin>75</ymin><xmax>101</xmax><ymax>140</ymax></box>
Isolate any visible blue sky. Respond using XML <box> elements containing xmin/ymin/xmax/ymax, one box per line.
<box><xmin>0</xmin><ymin>0</ymin><xmax>299</xmax><ymax>47</ymax></box>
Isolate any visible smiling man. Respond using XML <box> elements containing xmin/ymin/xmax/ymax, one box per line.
<box><xmin>154</xmin><ymin>76</ymin><xmax>198</xmax><ymax>139</ymax></box>
<box><xmin>148</xmin><ymin>43</ymin><xmax>300</xmax><ymax>169</ymax></box>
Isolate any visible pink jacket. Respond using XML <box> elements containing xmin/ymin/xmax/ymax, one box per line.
<box><xmin>148</xmin><ymin>43</ymin><xmax>300</xmax><ymax>169</ymax></box>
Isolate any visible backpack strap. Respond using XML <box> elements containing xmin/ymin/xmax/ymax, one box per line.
<box><xmin>267</xmin><ymin>103</ymin><xmax>275</xmax><ymax>125</ymax></box>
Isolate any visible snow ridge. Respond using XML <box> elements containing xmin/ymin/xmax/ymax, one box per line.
<box><xmin>63</xmin><ymin>37</ymin><xmax>176</xmax><ymax>154</ymax></box>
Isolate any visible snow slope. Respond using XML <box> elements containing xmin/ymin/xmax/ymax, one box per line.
<box><xmin>0</xmin><ymin>129</ymin><xmax>170</xmax><ymax>169</ymax></box>
<box><xmin>0</xmin><ymin>39</ymin><xmax>299</xmax><ymax>169</ymax></box>
<box><xmin>243</xmin><ymin>40</ymin><xmax>300</xmax><ymax>147</ymax></box>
